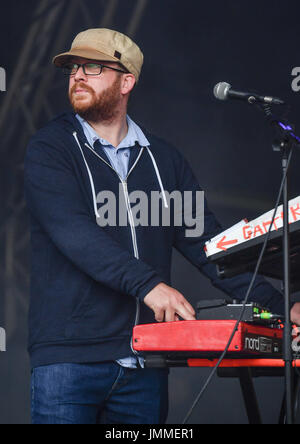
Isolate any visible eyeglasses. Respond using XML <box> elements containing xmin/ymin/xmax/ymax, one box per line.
<box><xmin>62</xmin><ymin>62</ymin><xmax>127</xmax><ymax>77</ymax></box>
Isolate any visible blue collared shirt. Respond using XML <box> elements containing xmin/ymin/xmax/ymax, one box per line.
<box><xmin>76</xmin><ymin>114</ymin><xmax>150</xmax><ymax>180</ymax></box>
<box><xmin>76</xmin><ymin>114</ymin><xmax>148</xmax><ymax>368</ymax></box>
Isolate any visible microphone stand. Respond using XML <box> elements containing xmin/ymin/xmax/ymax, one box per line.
<box><xmin>270</xmin><ymin>119</ymin><xmax>299</xmax><ymax>424</ymax></box>
<box><xmin>251</xmin><ymin>101</ymin><xmax>298</xmax><ymax>423</ymax></box>
<box><xmin>229</xmin><ymin>94</ymin><xmax>299</xmax><ymax>422</ymax></box>
<box><xmin>280</xmin><ymin>139</ymin><xmax>293</xmax><ymax>425</ymax></box>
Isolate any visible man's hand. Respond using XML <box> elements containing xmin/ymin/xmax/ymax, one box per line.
<box><xmin>291</xmin><ymin>302</ymin><xmax>300</xmax><ymax>326</ymax></box>
<box><xmin>144</xmin><ymin>283</ymin><xmax>196</xmax><ymax>322</ymax></box>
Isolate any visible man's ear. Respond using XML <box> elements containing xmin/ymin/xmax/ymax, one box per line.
<box><xmin>121</xmin><ymin>73</ymin><xmax>136</xmax><ymax>95</ymax></box>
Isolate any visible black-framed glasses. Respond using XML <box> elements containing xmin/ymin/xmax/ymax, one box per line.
<box><xmin>62</xmin><ymin>62</ymin><xmax>127</xmax><ymax>77</ymax></box>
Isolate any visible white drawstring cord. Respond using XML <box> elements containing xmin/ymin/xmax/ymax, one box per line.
<box><xmin>74</xmin><ymin>133</ymin><xmax>169</xmax><ymax>216</ymax></box>
<box><xmin>146</xmin><ymin>147</ymin><xmax>169</xmax><ymax>209</ymax></box>
<box><xmin>73</xmin><ymin>132</ymin><xmax>100</xmax><ymax>219</ymax></box>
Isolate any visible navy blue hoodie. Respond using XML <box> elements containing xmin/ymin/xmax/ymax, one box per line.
<box><xmin>24</xmin><ymin>112</ymin><xmax>284</xmax><ymax>368</ymax></box>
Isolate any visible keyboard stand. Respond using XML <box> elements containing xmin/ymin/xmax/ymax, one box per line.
<box><xmin>144</xmin><ymin>356</ymin><xmax>300</xmax><ymax>424</ymax></box>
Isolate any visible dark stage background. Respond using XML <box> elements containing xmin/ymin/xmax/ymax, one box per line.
<box><xmin>0</xmin><ymin>0</ymin><xmax>300</xmax><ymax>424</ymax></box>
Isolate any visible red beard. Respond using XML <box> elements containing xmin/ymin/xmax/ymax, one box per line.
<box><xmin>69</xmin><ymin>76</ymin><xmax>122</xmax><ymax>122</ymax></box>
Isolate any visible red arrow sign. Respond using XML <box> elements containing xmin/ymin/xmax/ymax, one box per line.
<box><xmin>217</xmin><ymin>236</ymin><xmax>238</xmax><ymax>251</ymax></box>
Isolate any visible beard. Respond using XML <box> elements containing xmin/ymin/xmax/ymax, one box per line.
<box><xmin>69</xmin><ymin>76</ymin><xmax>122</xmax><ymax>122</ymax></box>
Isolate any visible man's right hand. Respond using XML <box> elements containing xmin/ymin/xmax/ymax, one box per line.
<box><xmin>143</xmin><ymin>283</ymin><xmax>196</xmax><ymax>323</ymax></box>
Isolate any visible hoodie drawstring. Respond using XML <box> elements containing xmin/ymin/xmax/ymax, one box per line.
<box><xmin>73</xmin><ymin>132</ymin><xmax>169</xmax><ymax>219</ymax></box>
<box><xmin>73</xmin><ymin>132</ymin><xmax>100</xmax><ymax>219</ymax></box>
<box><xmin>145</xmin><ymin>146</ymin><xmax>169</xmax><ymax>209</ymax></box>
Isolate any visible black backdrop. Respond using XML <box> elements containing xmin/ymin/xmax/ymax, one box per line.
<box><xmin>1</xmin><ymin>0</ymin><xmax>300</xmax><ymax>424</ymax></box>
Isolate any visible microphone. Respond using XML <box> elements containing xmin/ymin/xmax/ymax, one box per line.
<box><xmin>214</xmin><ymin>82</ymin><xmax>285</xmax><ymax>105</ymax></box>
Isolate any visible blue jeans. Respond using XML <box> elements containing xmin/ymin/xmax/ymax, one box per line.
<box><xmin>31</xmin><ymin>362</ymin><xmax>169</xmax><ymax>424</ymax></box>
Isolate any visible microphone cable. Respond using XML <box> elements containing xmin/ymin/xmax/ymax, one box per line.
<box><xmin>182</xmin><ymin>148</ymin><xmax>293</xmax><ymax>424</ymax></box>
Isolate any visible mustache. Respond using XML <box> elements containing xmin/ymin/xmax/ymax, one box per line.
<box><xmin>70</xmin><ymin>83</ymin><xmax>94</xmax><ymax>95</ymax></box>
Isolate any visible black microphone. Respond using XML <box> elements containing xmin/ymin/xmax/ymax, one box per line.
<box><xmin>214</xmin><ymin>82</ymin><xmax>285</xmax><ymax>105</ymax></box>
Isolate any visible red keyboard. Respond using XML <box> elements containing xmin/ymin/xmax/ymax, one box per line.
<box><xmin>132</xmin><ymin>320</ymin><xmax>283</xmax><ymax>356</ymax></box>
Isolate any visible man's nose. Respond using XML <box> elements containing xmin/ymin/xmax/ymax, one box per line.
<box><xmin>74</xmin><ymin>66</ymin><xmax>87</xmax><ymax>81</ymax></box>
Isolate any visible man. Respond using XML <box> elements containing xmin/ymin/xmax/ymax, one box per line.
<box><xmin>24</xmin><ymin>28</ymin><xmax>300</xmax><ymax>425</ymax></box>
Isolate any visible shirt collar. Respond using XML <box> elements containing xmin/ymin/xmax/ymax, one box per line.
<box><xmin>76</xmin><ymin>114</ymin><xmax>150</xmax><ymax>150</ymax></box>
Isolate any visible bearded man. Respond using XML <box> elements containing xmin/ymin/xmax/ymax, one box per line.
<box><xmin>24</xmin><ymin>28</ymin><xmax>300</xmax><ymax>425</ymax></box>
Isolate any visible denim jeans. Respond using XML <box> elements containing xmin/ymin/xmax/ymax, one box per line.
<box><xmin>31</xmin><ymin>362</ymin><xmax>169</xmax><ymax>424</ymax></box>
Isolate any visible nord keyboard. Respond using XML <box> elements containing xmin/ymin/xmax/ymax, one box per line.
<box><xmin>132</xmin><ymin>320</ymin><xmax>283</xmax><ymax>359</ymax></box>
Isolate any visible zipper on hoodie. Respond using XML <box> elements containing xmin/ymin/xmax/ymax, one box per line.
<box><xmin>83</xmin><ymin>141</ymin><xmax>143</xmax><ymax>259</ymax></box>
<box><xmin>121</xmin><ymin>181</ymin><xmax>139</xmax><ymax>259</ymax></box>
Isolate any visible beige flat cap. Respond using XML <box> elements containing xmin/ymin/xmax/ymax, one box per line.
<box><xmin>53</xmin><ymin>28</ymin><xmax>144</xmax><ymax>82</ymax></box>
